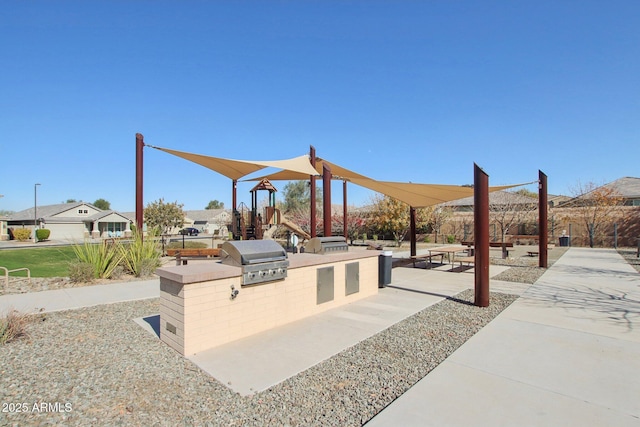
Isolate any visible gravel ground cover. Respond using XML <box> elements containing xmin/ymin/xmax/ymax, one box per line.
<box><xmin>618</xmin><ymin>248</ymin><xmax>640</xmax><ymax>273</ymax></box>
<box><xmin>490</xmin><ymin>245</ymin><xmax>568</xmax><ymax>284</ymax></box>
<box><xmin>1</xmin><ymin>290</ymin><xmax>516</xmax><ymax>426</ymax></box>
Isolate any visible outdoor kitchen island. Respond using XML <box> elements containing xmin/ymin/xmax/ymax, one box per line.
<box><xmin>156</xmin><ymin>242</ymin><xmax>381</xmax><ymax>356</ymax></box>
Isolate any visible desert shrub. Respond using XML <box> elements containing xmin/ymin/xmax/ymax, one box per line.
<box><xmin>71</xmin><ymin>239</ymin><xmax>124</xmax><ymax>279</ymax></box>
<box><xmin>423</xmin><ymin>235</ymin><xmax>431</xmax><ymax>243</ymax></box>
<box><xmin>36</xmin><ymin>228</ymin><xmax>51</xmax><ymax>241</ymax></box>
<box><xmin>447</xmin><ymin>235</ymin><xmax>456</xmax><ymax>244</ymax></box>
<box><xmin>120</xmin><ymin>227</ymin><xmax>162</xmax><ymax>277</ymax></box>
<box><xmin>68</xmin><ymin>261</ymin><xmax>95</xmax><ymax>283</ymax></box>
<box><xmin>13</xmin><ymin>228</ymin><xmax>31</xmax><ymax>241</ymax></box>
<box><xmin>0</xmin><ymin>309</ymin><xmax>31</xmax><ymax>345</ymax></box>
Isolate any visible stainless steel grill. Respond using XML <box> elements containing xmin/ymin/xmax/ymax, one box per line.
<box><xmin>304</xmin><ymin>236</ymin><xmax>349</xmax><ymax>254</ymax></box>
<box><xmin>220</xmin><ymin>240</ymin><xmax>289</xmax><ymax>285</ymax></box>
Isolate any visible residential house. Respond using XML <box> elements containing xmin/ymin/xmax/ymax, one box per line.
<box><xmin>0</xmin><ymin>214</ymin><xmax>8</xmax><ymax>241</ymax></box>
<box><xmin>121</xmin><ymin>209</ymin><xmax>231</xmax><ymax>236</ymax></box>
<box><xmin>7</xmin><ymin>202</ymin><xmax>132</xmax><ymax>241</ymax></box>
<box><xmin>558</xmin><ymin>176</ymin><xmax>640</xmax><ymax>207</ymax></box>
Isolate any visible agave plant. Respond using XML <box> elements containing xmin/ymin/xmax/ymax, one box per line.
<box><xmin>119</xmin><ymin>227</ymin><xmax>162</xmax><ymax>277</ymax></box>
<box><xmin>71</xmin><ymin>239</ymin><xmax>124</xmax><ymax>279</ymax></box>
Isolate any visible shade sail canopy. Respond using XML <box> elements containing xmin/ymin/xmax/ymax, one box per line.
<box><xmin>246</xmin><ymin>156</ymin><xmax>525</xmax><ymax>208</ymax></box>
<box><xmin>244</xmin><ymin>157</ymin><xmax>372</xmax><ymax>182</ymax></box>
<box><xmin>150</xmin><ymin>144</ymin><xmax>528</xmax><ymax>208</ymax></box>
<box><xmin>148</xmin><ymin>145</ymin><xmax>319</xmax><ymax>180</ymax></box>
<box><xmin>349</xmin><ymin>178</ymin><xmax>521</xmax><ymax>208</ymax></box>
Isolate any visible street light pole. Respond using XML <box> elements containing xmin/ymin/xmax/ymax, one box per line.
<box><xmin>34</xmin><ymin>183</ymin><xmax>41</xmax><ymax>243</ymax></box>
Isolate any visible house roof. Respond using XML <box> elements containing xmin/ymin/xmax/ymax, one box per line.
<box><xmin>184</xmin><ymin>209</ymin><xmax>229</xmax><ymax>222</ymax></box>
<box><xmin>8</xmin><ymin>202</ymin><xmax>95</xmax><ymax>221</ymax></box>
<box><xmin>120</xmin><ymin>209</ymin><xmax>230</xmax><ymax>223</ymax></box>
<box><xmin>9</xmin><ymin>203</ymin><xmax>131</xmax><ymax>224</ymax></box>
<box><xmin>601</xmin><ymin>177</ymin><xmax>640</xmax><ymax>198</ymax></box>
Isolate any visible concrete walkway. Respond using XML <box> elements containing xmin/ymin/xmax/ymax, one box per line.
<box><xmin>367</xmin><ymin>247</ymin><xmax>640</xmax><ymax>426</ymax></box>
<box><xmin>0</xmin><ymin>279</ymin><xmax>159</xmax><ymax>314</ymax></box>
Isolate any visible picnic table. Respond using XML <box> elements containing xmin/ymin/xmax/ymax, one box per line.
<box><xmin>411</xmin><ymin>245</ymin><xmax>472</xmax><ymax>269</ymax></box>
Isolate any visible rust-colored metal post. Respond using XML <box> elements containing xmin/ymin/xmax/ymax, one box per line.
<box><xmin>310</xmin><ymin>145</ymin><xmax>317</xmax><ymax>238</ymax></box>
<box><xmin>323</xmin><ymin>163</ymin><xmax>332</xmax><ymax>236</ymax></box>
<box><xmin>135</xmin><ymin>133</ymin><xmax>144</xmax><ymax>234</ymax></box>
<box><xmin>539</xmin><ymin>170</ymin><xmax>548</xmax><ymax>268</ymax></box>
<box><xmin>410</xmin><ymin>206</ymin><xmax>417</xmax><ymax>257</ymax></box>
<box><xmin>343</xmin><ymin>180</ymin><xmax>348</xmax><ymax>240</ymax></box>
<box><xmin>474</xmin><ymin>164</ymin><xmax>490</xmax><ymax>307</ymax></box>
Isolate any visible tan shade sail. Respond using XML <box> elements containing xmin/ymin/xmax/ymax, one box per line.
<box><xmin>148</xmin><ymin>145</ymin><xmax>319</xmax><ymax>180</ymax></box>
<box><xmin>244</xmin><ymin>157</ymin><xmax>372</xmax><ymax>182</ymax></box>
<box><xmin>246</xmin><ymin>156</ymin><xmax>525</xmax><ymax>207</ymax></box>
<box><xmin>150</xmin><ymin>144</ymin><xmax>528</xmax><ymax>208</ymax></box>
<box><xmin>349</xmin><ymin>178</ymin><xmax>521</xmax><ymax>208</ymax></box>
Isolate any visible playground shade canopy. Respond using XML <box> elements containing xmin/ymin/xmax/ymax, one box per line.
<box><xmin>247</xmin><ymin>157</ymin><xmax>523</xmax><ymax>208</ymax></box>
<box><xmin>147</xmin><ymin>145</ymin><xmax>319</xmax><ymax>180</ymax></box>
<box><xmin>149</xmin><ymin>145</ymin><xmax>527</xmax><ymax>208</ymax></box>
<box><xmin>247</xmin><ymin>157</ymin><xmax>372</xmax><ymax>182</ymax></box>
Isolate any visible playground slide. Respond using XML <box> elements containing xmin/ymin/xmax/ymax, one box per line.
<box><xmin>277</xmin><ymin>210</ymin><xmax>311</xmax><ymax>241</ymax></box>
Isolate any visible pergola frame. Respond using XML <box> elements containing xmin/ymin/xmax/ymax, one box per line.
<box><xmin>135</xmin><ymin>135</ymin><xmax>547</xmax><ymax>307</ymax></box>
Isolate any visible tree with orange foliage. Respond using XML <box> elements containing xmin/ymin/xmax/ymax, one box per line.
<box><xmin>368</xmin><ymin>194</ymin><xmax>430</xmax><ymax>247</ymax></box>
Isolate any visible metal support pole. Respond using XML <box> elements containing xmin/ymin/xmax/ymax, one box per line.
<box><xmin>569</xmin><ymin>223</ymin><xmax>572</xmax><ymax>246</ymax></box>
<box><xmin>231</xmin><ymin>179</ymin><xmax>238</xmax><ymax>239</ymax></box>
<box><xmin>310</xmin><ymin>146</ymin><xmax>317</xmax><ymax>238</ymax></box>
<box><xmin>474</xmin><ymin>164</ymin><xmax>490</xmax><ymax>307</ymax></box>
<box><xmin>34</xmin><ymin>183</ymin><xmax>41</xmax><ymax>243</ymax></box>
<box><xmin>135</xmin><ymin>133</ymin><xmax>144</xmax><ymax>235</ymax></box>
<box><xmin>538</xmin><ymin>170</ymin><xmax>548</xmax><ymax>268</ymax></box>
<box><xmin>343</xmin><ymin>180</ymin><xmax>348</xmax><ymax>240</ymax></box>
<box><xmin>323</xmin><ymin>163</ymin><xmax>332</xmax><ymax>237</ymax></box>
<box><xmin>410</xmin><ymin>206</ymin><xmax>417</xmax><ymax>257</ymax></box>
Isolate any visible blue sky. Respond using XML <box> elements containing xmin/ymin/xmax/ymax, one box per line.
<box><xmin>1</xmin><ymin>1</ymin><xmax>638</xmax><ymax>213</ymax></box>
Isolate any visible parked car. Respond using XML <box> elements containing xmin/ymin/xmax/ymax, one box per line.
<box><xmin>179</xmin><ymin>227</ymin><xmax>199</xmax><ymax>236</ymax></box>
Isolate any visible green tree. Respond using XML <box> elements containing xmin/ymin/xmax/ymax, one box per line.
<box><xmin>65</xmin><ymin>199</ymin><xmax>77</xmax><ymax>203</ymax></box>
<box><xmin>281</xmin><ymin>180</ymin><xmax>322</xmax><ymax>213</ymax></box>
<box><xmin>205</xmin><ymin>200</ymin><xmax>224</xmax><ymax>210</ymax></box>
<box><xmin>93</xmin><ymin>198</ymin><xmax>111</xmax><ymax>210</ymax></box>
<box><xmin>144</xmin><ymin>199</ymin><xmax>185</xmax><ymax>235</ymax></box>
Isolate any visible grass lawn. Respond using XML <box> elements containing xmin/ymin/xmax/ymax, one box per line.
<box><xmin>0</xmin><ymin>246</ymin><xmax>76</xmax><ymax>277</ymax></box>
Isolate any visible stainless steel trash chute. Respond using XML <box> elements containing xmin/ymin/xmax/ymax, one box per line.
<box><xmin>220</xmin><ymin>240</ymin><xmax>289</xmax><ymax>286</ymax></box>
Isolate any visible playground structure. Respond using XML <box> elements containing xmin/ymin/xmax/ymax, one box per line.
<box><xmin>232</xmin><ymin>178</ymin><xmax>311</xmax><ymax>241</ymax></box>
